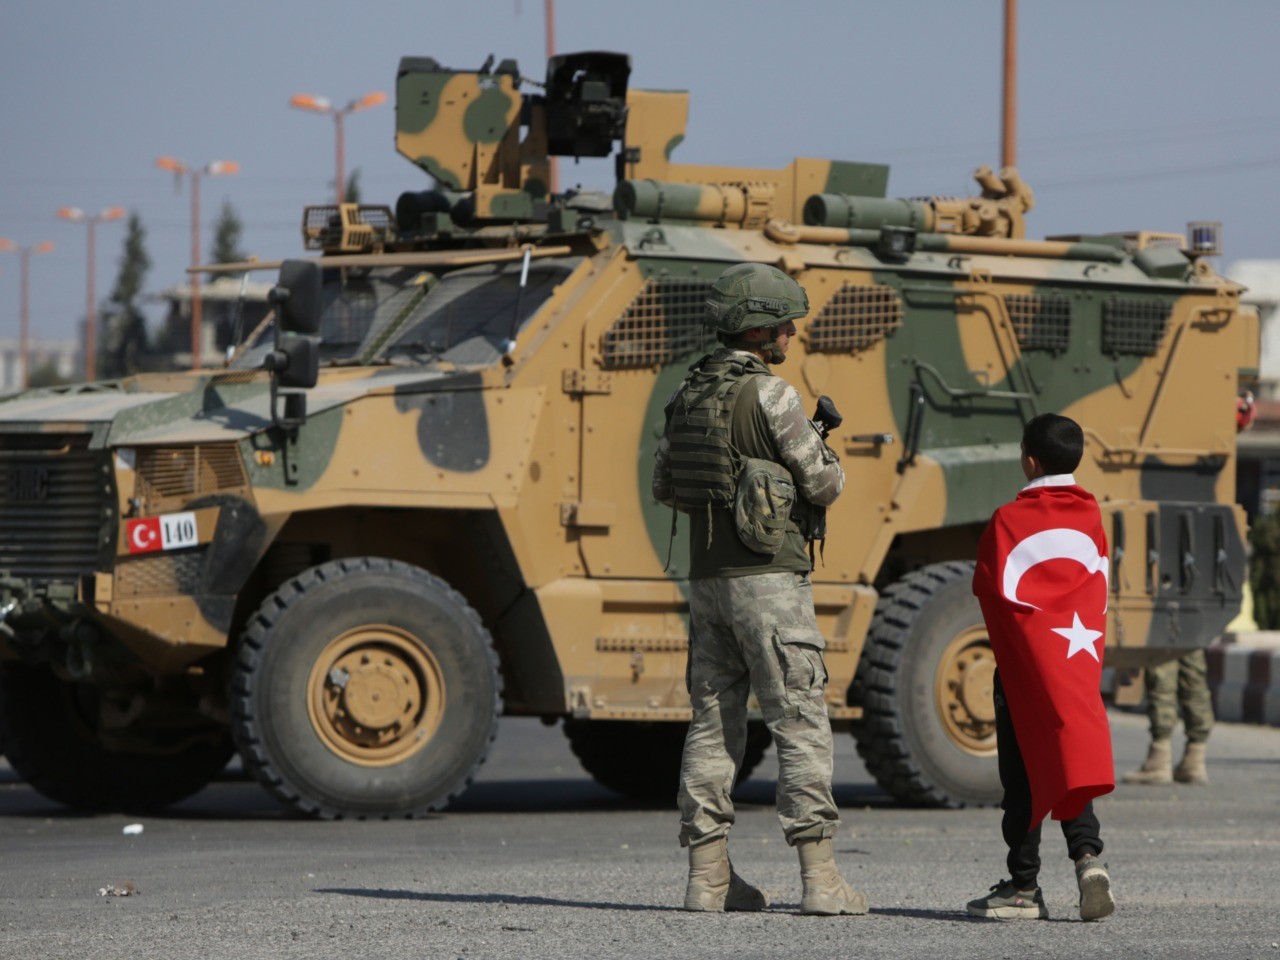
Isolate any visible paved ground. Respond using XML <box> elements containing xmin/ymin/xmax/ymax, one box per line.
<box><xmin>0</xmin><ymin>711</ymin><xmax>1277</xmax><ymax>960</ymax></box>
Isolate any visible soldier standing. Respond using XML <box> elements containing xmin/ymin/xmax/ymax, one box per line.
<box><xmin>652</xmin><ymin>262</ymin><xmax>866</xmax><ymax>916</ymax></box>
<box><xmin>1122</xmin><ymin>652</ymin><xmax>1214</xmax><ymax>785</ymax></box>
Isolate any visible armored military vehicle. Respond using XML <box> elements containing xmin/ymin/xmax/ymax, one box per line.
<box><xmin>0</xmin><ymin>51</ymin><xmax>1257</xmax><ymax>816</ymax></box>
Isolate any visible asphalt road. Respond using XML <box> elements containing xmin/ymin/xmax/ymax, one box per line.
<box><xmin>0</xmin><ymin>711</ymin><xmax>1277</xmax><ymax>960</ymax></box>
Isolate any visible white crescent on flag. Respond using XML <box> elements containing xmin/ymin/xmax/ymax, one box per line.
<box><xmin>1001</xmin><ymin>527</ymin><xmax>1110</xmax><ymax>612</ymax></box>
<box><xmin>131</xmin><ymin>523</ymin><xmax>157</xmax><ymax>551</ymax></box>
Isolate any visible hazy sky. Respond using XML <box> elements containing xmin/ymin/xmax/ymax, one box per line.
<box><xmin>3</xmin><ymin>0</ymin><xmax>1278</xmax><ymax>342</ymax></box>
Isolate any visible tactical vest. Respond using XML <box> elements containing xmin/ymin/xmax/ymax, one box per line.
<box><xmin>665</xmin><ymin>352</ymin><xmax>770</xmax><ymax>511</ymax></box>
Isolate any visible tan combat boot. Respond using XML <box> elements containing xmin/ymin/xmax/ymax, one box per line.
<box><xmin>1121</xmin><ymin>737</ymin><xmax>1172</xmax><ymax>785</ymax></box>
<box><xmin>683</xmin><ymin>837</ymin><xmax>769</xmax><ymax>912</ymax></box>
<box><xmin>1173</xmin><ymin>741</ymin><xmax>1209</xmax><ymax>785</ymax></box>
<box><xmin>795</xmin><ymin>838</ymin><xmax>868</xmax><ymax>916</ymax></box>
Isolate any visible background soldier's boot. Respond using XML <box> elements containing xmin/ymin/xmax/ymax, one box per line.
<box><xmin>683</xmin><ymin>837</ymin><xmax>768</xmax><ymax>912</ymax></box>
<box><xmin>1121</xmin><ymin>737</ymin><xmax>1172</xmax><ymax>785</ymax></box>
<box><xmin>796</xmin><ymin>838</ymin><xmax>868</xmax><ymax>916</ymax></box>
<box><xmin>1174</xmin><ymin>742</ymin><xmax>1209</xmax><ymax>785</ymax></box>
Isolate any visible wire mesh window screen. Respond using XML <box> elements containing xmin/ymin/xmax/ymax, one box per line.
<box><xmin>1005</xmin><ymin>294</ymin><xmax>1072</xmax><ymax>353</ymax></box>
<box><xmin>600</xmin><ymin>277</ymin><xmax>714</xmax><ymax>368</ymax></box>
<box><xmin>806</xmin><ymin>284</ymin><xmax>903</xmax><ymax>353</ymax></box>
<box><xmin>1102</xmin><ymin>297</ymin><xmax>1172</xmax><ymax>357</ymax></box>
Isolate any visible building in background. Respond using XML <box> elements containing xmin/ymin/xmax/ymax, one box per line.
<box><xmin>0</xmin><ymin>338</ymin><xmax>81</xmax><ymax>394</ymax></box>
<box><xmin>150</xmin><ymin>274</ymin><xmax>274</xmax><ymax>368</ymax></box>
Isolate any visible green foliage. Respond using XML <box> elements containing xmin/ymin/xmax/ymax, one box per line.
<box><xmin>1248</xmin><ymin>509</ymin><xmax>1280</xmax><ymax>629</ymax></box>
<box><xmin>27</xmin><ymin>360</ymin><xmax>70</xmax><ymax>389</ymax></box>
<box><xmin>211</xmin><ymin>200</ymin><xmax>247</xmax><ymax>265</ymax></box>
<box><xmin>206</xmin><ymin>200</ymin><xmax>252</xmax><ymax>352</ymax></box>
<box><xmin>101</xmin><ymin>212</ymin><xmax>153</xmax><ymax>379</ymax></box>
<box><xmin>344</xmin><ymin>168</ymin><xmax>362</xmax><ymax>205</ymax></box>
<box><xmin>108</xmin><ymin>212</ymin><xmax>150</xmax><ymax>309</ymax></box>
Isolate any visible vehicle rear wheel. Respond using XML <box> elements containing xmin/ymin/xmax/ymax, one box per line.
<box><xmin>851</xmin><ymin>561</ymin><xmax>1001</xmax><ymax>808</ymax></box>
<box><xmin>229</xmin><ymin>557</ymin><xmax>501</xmax><ymax>818</ymax></box>
<box><xmin>0</xmin><ymin>662</ymin><xmax>234</xmax><ymax>812</ymax></box>
<box><xmin>564</xmin><ymin>718</ymin><xmax>772</xmax><ymax>803</ymax></box>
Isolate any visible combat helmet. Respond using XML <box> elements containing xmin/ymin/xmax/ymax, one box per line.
<box><xmin>704</xmin><ymin>263</ymin><xmax>809</xmax><ymax>336</ymax></box>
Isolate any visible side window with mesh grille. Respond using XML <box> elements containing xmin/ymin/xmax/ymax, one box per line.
<box><xmin>599</xmin><ymin>277</ymin><xmax>713</xmax><ymax>368</ymax></box>
<box><xmin>806</xmin><ymin>284</ymin><xmax>903</xmax><ymax>353</ymax></box>
<box><xmin>1005</xmin><ymin>293</ymin><xmax>1072</xmax><ymax>354</ymax></box>
<box><xmin>1102</xmin><ymin>297</ymin><xmax>1172</xmax><ymax>357</ymax></box>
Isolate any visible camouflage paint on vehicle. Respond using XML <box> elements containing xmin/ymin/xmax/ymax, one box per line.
<box><xmin>0</xmin><ymin>51</ymin><xmax>1256</xmax><ymax>818</ymax></box>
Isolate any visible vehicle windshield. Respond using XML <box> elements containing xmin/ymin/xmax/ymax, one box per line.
<box><xmin>231</xmin><ymin>256</ymin><xmax>579</xmax><ymax>369</ymax></box>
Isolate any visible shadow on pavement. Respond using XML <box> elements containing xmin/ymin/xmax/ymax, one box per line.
<box><xmin>318</xmin><ymin>887</ymin><xmax>684</xmax><ymax>913</ymax></box>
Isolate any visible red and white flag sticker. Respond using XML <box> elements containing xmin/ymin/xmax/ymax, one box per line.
<box><xmin>126</xmin><ymin>512</ymin><xmax>199</xmax><ymax>554</ymax></box>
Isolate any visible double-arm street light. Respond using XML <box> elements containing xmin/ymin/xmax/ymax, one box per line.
<box><xmin>155</xmin><ymin>157</ymin><xmax>239</xmax><ymax>370</ymax></box>
<box><xmin>288</xmin><ymin>90</ymin><xmax>386</xmax><ymax>202</ymax></box>
<box><xmin>55</xmin><ymin>206</ymin><xmax>125</xmax><ymax>382</ymax></box>
<box><xmin>0</xmin><ymin>238</ymin><xmax>55</xmax><ymax>390</ymax></box>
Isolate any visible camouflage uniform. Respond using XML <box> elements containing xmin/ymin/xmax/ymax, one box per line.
<box><xmin>653</xmin><ymin>350</ymin><xmax>845</xmax><ymax>847</ymax></box>
<box><xmin>1145</xmin><ymin>650</ymin><xmax>1214</xmax><ymax>744</ymax></box>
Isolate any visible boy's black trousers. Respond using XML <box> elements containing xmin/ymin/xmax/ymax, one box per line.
<box><xmin>994</xmin><ymin>671</ymin><xmax>1104</xmax><ymax>889</ymax></box>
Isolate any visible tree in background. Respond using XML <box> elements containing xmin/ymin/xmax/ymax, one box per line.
<box><xmin>206</xmin><ymin>200</ymin><xmax>249</xmax><ymax>350</ymax></box>
<box><xmin>27</xmin><ymin>360</ymin><xmax>70</xmax><ymax>389</ymax></box>
<box><xmin>1248</xmin><ymin>509</ymin><xmax>1280</xmax><ymax>629</ymax></box>
<box><xmin>344</xmin><ymin>168</ymin><xmax>362</xmax><ymax>205</ymax></box>
<box><xmin>212</xmin><ymin>199</ymin><xmax>247</xmax><ymax>266</ymax></box>
<box><xmin>99</xmin><ymin>211</ymin><xmax>152</xmax><ymax>379</ymax></box>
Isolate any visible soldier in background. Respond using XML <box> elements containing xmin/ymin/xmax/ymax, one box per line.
<box><xmin>652</xmin><ymin>262</ymin><xmax>867</xmax><ymax>916</ymax></box>
<box><xmin>1122</xmin><ymin>652</ymin><xmax>1214</xmax><ymax>785</ymax></box>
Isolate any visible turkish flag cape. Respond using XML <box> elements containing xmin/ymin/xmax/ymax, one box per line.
<box><xmin>973</xmin><ymin>483</ymin><xmax>1115</xmax><ymax>827</ymax></box>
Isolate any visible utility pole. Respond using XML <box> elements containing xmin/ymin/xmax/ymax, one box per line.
<box><xmin>0</xmin><ymin>238</ymin><xmax>55</xmax><ymax>389</ymax></box>
<box><xmin>1002</xmin><ymin>0</ymin><xmax>1018</xmax><ymax>169</ymax></box>
<box><xmin>155</xmin><ymin>157</ymin><xmax>239</xmax><ymax>370</ymax></box>
<box><xmin>55</xmin><ymin>207</ymin><xmax>124</xmax><ymax>382</ymax></box>
<box><xmin>546</xmin><ymin>0</ymin><xmax>558</xmax><ymax>195</ymax></box>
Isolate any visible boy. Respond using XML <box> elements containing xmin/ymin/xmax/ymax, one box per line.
<box><xmin>968</xmin><ymin>413</ymin><xmax>1117</xmax><ymax>921</ymax></box>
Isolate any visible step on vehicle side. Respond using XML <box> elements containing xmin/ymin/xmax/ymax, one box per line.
<box><xmin>0</xmin><ymin>51</ymin><xmax>1258</xmax><ymax>816</ymax></box>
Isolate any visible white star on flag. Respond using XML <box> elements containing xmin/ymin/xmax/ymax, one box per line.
<box><xmin>1051</xmin><ymin>612</ymin><xmax>1104</xmax><ymax>662</ymax></box>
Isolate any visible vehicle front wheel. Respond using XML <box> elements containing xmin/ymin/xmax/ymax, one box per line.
<box><xmin>0</xmin><ymin>662</ymin><xmax>233</xmax><ymax>812</ymax></box>
<box><xmin>229</xmin><ymin>557</ymin><xmax>501</xmax><ymax>818</ymax></box>
<box><xmin>851</xmin><ymin>561</ymin><xmax>1001</xmax><ymax>808</ymax></box>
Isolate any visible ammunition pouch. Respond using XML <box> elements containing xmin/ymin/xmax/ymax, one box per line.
<box><xmin>733</xmin><ymin>458</ymin><xmax>797</xmax><ymax>555</ymax></box>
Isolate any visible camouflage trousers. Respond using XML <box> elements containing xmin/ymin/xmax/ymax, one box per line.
<box><xmin>677</xmin><ymin>571</ymin><xmax>840</xmax><ymax>848</ymax></box>
<box><xmin>1145</xmin><ymin>649</ymin><xmax>1214</xmax><ymax>744</ymax></box>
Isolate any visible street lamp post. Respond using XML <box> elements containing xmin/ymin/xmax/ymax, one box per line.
<box><xmin>155</xmin><ymin>157</ymin><xmax>239</xmax><ymax>370</ymax></box>
<box><xmin>55</xmin><ymin>207</ymin><xmax>124</xmax><ymax>382</ymax></box>
<box><xmin>288</xmin><ymin>91</ymin><xmax>387</xmax><ymax>202</ymax></box>
<box><xmin>0</xmin><ymin>238</ymin><xmax>55</xmax><ymax>390</ymax></box>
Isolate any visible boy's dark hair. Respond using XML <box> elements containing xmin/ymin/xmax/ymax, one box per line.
<box><xmin>1023</xmin><ymin>413</ymin><xmax>1084</xmax><ymax>474</ymax></box>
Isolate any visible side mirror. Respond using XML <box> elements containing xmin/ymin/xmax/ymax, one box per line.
<box><xmin>263</xmin><ymin>334</ymin><xmax>318</xmax><ymax>389</ymax></box>
<box><xmin>265</xmin><ymin>260</ymin><xmax>321</xmax><ymax>432</ymax></box>
<box><xmin>270</xmin><ymin>259</ymin><xmax>322</xmax><ymax>334</ymax></box>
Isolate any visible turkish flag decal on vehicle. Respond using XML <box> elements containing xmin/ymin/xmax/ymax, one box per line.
<box><xmin>126</xmin><ymin>512</ymin><xmax>198</xmax><ymax>555</ymax></box>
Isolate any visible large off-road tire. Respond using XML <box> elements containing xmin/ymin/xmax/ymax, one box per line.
<box><xmin>0</xmin><ymin>662</ymin><xmax>234</xmax><ymax>812</ymax></box>
<box><xmin>851</xmin><ymin>561</ymin><xmax>1002</xmax><ymax>808</ymax></box>
<box><xmin>564</xmin><ymin>718</ymin><xmax>772</xmax><ymax>802</ymax></box>
<box><xmin>230</xmin><ymin>558</ymin><xmax>501</xmax><ymax>818</ymax></box>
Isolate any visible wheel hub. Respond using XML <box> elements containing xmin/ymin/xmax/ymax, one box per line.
<box><xmin>935</xmin><ymin>626</ymin><xmax>998</xmax><ymax>756</ymax></box>
<box><xmin>307</xmin><ymin>625</ymin><xmax>445</xmax><ymax>767</ymax></box>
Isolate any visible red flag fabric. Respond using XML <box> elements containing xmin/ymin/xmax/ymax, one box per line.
<box><xmin>973</xmin><ymin>482</ymin><xmax>1115</xmax><ymax>827</ymax></box>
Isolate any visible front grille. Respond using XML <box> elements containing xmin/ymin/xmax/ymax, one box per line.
<box><xmin>135</xmin><ymin>444</ymin><xmax>247</xmax><ymax>513</ymax></box>
<box><xmin>0</xmin><ymin>434</ymin><xmax>109</xmax><ymax>581</ymax></box>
